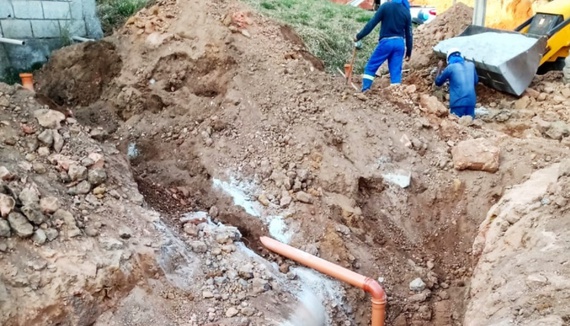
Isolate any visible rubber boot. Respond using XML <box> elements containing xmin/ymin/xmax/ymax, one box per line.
<box><xmin>362</xmin><ymin>78</ymin><xmax>373</xmax><ymax>92</ymax></box>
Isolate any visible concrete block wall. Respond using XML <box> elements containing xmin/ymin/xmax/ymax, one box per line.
<box><xmin>0</xmin><ymin>0</ymin><xmax>103</xmax><ymax>80</ymax></box>
<box><xmin>0</xmin><ymin>0</ymin><xmax>102</xmax><ymax>40</ymax></box>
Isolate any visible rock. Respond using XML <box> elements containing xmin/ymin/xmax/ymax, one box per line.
<box><xmin>202</xmin><ymin>291</ymin><xmax>214</xmax><ymax>299</ymax></box>
<box><xmin>279</xmin><ymin>263</ymin><xmax>290</xmax><ymax>274</ymax></box>
<box><xmin>420</xmin><ymin>95</ymin><xmax>448</xmax><ymax>117</ymax></box>
<box><xmin>525</xmin><ymin>88</ymin><xmax>539</xmax><ymax>99</ymax></box>
<box><xmin>40</xmin><ymin>197</ymin><xmax>59</xmax><ymax>214</ymax></box>
<box><xmin>68</xmin><ymin>164</ymin><xmax>87</xmax><ymax>181</ymax></box>
<box><xmin>280</xmin><ymin>191</ymin><xmax>292</xmax><ymax>207</ymax></box>
<box><xmin>562</xmin><ymin>87</ymin><xmax>570</xmax><ymax>98</ymax></box>
<box><xmin>559</xmin><ymin>159</ymin><xmax>570</xmax><ymax>177</ymax></box>
<box><xmin>209</xmin><ymin>206</ymin><xmax>219</xmax><ymax>217</ymax></box>
<box><xmin>537</xmin><ymin>92</ymin><xmax>547</xmax><ymax>101</ymax></box>
<box><xmin>85</xmin><ymin>224</ymin><xmax>99</xmax><ymax>237</ymax></box>
<box><xmin>238</xmin><ymin>263</ymin><xmax>254</xmax><ymax>279</ymax></box>
<box><xmin>88</xmin><ymin>168</ymin><xmax>107</xmax><ymax>186</ymax></box>
<box><xmin>54</xmin><ymin>209</ymin><xmax>81</xmax><ymax>238</ymax></box>
<box><xmin>545</xmin><ymin>121</ymin><xmax>569</xmax><ymax>140</ymax></box>
<box><xmin>241</xmin><ymin>307</ymin><xmax>256</xmax><ymax>317</ymax></box>
<box><xmin>410</xmin><ymin>278</ymin><xmax>426</xmax><ymax>292</ymax></box>
<box><xmin>409</xmin><ymin>291</ymin><xmax>430</xmax><ymax>303</ymax></box>
<box><xmin>118</xmin><ymin>226</ymin><xmax>133</xmax><ymax>239</ymax></box>
<box><xmin>226</xmin><ymin>307</ymin><xmax>239</xmax><ymax>318</ymax></box>
<box><xmin>190</xmin><ymin>241</ymin><xmax>207</xmax><ymax>253</ymax></box>
<box><xmin>32</xmin><ymin>162</ymin><xmax>47</xmax><ymax>174</ymax></box>
<box><xmin>76</xmin><ymin>181</ymin><xmax>92</xmax><ymax>194</ymax></box>
<box><xmin>514</xmin><ymin>96</ymin><xmax>531</xmax><ymax>110</ymax></box>
<box><xmin>53</xmin><ymin>130</ymin><xmax>64</xmax><ymax>153</ymax></box>
<box><xmin>451</xmin><ymin>138</ymin><xmax>500</xmax><ymax>173</ymax></box>
<box><xmin>37</xmin><ymin>130</ymin><xmax>54</xmax><ymax>146</ymax></box>
<box><xmin>0</xmin><ymin>220</ymin><xmax>11</xmax><ymax>237</ymax></box>
<box><xmin>257</xmin><ymin>194</ymin><xmax>270</xmax><ymax>206</ymax></box>
<box><xmin>45</xmin><ymin>228</ymin><xmax>59</xmax><ymax>241</ymax></box>
<box><xmin>21</xmin><ymin>204</ymin><xmax>46</xmax><ymax>225</ymax></box>
<box><xmin>252</xmin><ymin>277</ymin><xmax>270</xmax><ymax>294</ymax></box>
<box><xmin>34</xmin><ymin>109</ymin><xmax>66</xmax><ymax>129</ymax></box>
<box><xmin>183</xmin><ymin>223</ymin><xmax>198</xmax><ymax>236</ymax></box>
<box><xmin>93</xmin><ymin>186</ymin><xmax>106</xmax><ymax>195</ymax></box>
<box><xmin>295</xmin><ymin>191</ymin><xmax>313</xmax><ymax>204</ymax></box>
<box><xmin>0</xmin><ymin>166</ymin><xmax>14</xmax><ymax>181</ymax></box>
<box><xmin>0</xmin><ymin>194</ymin><xmax>16</xmax><ymax>217</ymax></box>
<box><xmin>7</xmin><ymin>212</ymin><xmax>34</xmax><ymax>238</ymax></box>
<box><xmin>32</xmin><ymin>229</ymin><xmax>47</xmax><ymax>245</ymax></box>
<box><xmin>99</xmin><ymin>237</ymin><xmax>124</xmax><ymax>250</ymax></box>
<box><xmin>19</xmin><ymin>186</ymin><xmax>40</xmax><ymax>206</ymax></box>
<box><xmin>37</xmin><ymin>147</ymin><xmax>50</xmax><ymax>157</ymax></box>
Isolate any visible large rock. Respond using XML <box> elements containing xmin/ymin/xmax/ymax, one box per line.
<box><xmin>7</xmin><ymin>212</ymin><xmax>34</xmax><ymax>238</ymax></box>
<box><xmin>40</xmin><ymin>196</ymin><xmax>60</xmax><ymax>214</ymax></box>
<box><xmin>88</xmin><ymin>168</ymin><xmax>107</xmax><ymax>186</ymax></box>
<box><xmin>68</xmin><ymin>164</ymin><xmax>88</xmax><ymax>181</ymax></box>
<box><xmin>0</xmin><ymin>194</ymin><xmax>15</xmax><ymax>217</ymax></box>
<box><xmin>419</xmin><ymin>95</ymin><xmax>448</xmax><ymax>117</ymax></box>
<box><xmin>451</xmin><ymin>139</ymin><xmax>500</xmax><ymax>173</ymax></box>
<box><xmin>0</xmin><ymin>219</ymin><xmax>11</xmax><ymax>237</ymax></box>
<box><xmin>21</xmin><ymin>204</ymin><xmax>47</xmax><ymax>225</ymax></box>
<box><xmin>34</xmin><ymin>109</ymin><xmax>66</xmax><ymax>129</ymax></box>
<box><xmin>19</xmin><ymin>185</ymin><xmax>40</xmax><ymax>206</ymax></box>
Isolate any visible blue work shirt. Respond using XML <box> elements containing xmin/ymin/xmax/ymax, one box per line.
<box><xmin>356</xmin><ymin>0</ymin><xmax>413</xmax><ymax>58</ymax></box>
<box><xmin>435</xmin><ymin>58</ymin><xmax>479</xmax><ymax>108</ymax></box>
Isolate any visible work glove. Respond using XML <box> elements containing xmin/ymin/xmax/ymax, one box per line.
<box><xmin>354</xmin><ymin>40</ymin><xmax>363</xmax><ymax>50</ymax></box>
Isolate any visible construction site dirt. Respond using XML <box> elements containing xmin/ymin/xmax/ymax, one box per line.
<box><xmin>1</xmin><ymin>0</ymin><xmax>570</xmax><ymax>326</ymax></box>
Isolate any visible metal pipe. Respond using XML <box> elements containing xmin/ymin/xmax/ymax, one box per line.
<box><xmin>260</xmin><ymin>236</ymin><xmax>387</xmax><ymax>326</ymax></box>
<box><xmin>72</xmin><ymin>36</ymin><xmax>94</xmax><ymax>43</ymax></box>
<box><xmin>0</xmin><ymin>37</ymin><xmax>25</xmax><ymax>46</ymax></box>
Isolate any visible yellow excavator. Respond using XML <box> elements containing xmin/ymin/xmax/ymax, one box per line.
<box><xmin>433</xmin><ymin>0</ymin><xmax>570</xmax><ymax>96</ymax></box>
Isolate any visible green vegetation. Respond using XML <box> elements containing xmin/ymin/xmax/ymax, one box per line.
<box><xmin>96</xmin><ymin>0</ymin><xmax>152</xmax><ymax>35</ymax></box>
<box><xmin>244</xmin><ymin>0</ymin><xmax>378</xmax><ymax>72</ymax></box>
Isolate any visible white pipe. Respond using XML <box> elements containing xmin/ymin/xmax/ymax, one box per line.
<box><xmin>72</xmin><ymin>36</ymin><xmax>94</xmax><ymax>43</ymax></box>
<box><xmin>0</xmin><ymin>37</ymin><xmax>25</xmax><ymax>46</ymax></box>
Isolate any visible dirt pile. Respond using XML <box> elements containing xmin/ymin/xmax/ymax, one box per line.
<box><xmin>409</xmin><ymin>2</ymin><xmax>473</xmax><ymax>69</ymax></box>
<box><xmin>466</xmin><ymin>161</ymin><xmax>570</xmax><ymax>326</ymax></box>
<box><xmin>13</xmin><ymin>0</ymin><xmax>570</xmax><ymax>325</ymax></box>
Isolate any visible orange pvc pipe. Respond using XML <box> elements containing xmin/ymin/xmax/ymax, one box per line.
<box><xmin>260</xmin><ymin>236</ymin><xmax>387</xmax><ymax>326</ymax></box>
<box><xmin>19</xmin><ymin>73</ymin><xmax>34</xmax><ymax>92</ymax></box>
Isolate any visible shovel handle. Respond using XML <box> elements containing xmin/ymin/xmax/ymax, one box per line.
<box><xmin>346</xmin><ymin>47</ymin><xmax>357</xmax><ymax>84</ymax></box>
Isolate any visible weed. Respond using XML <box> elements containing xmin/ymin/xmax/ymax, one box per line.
<box><xmin>1</xmin><ymin>62</ymin><xmax>44</xmax><ymax>85</ymax></box>
<box><xmin>243</xmin><ymin>0</ymin><xmax>377</xmax><ymax>72</ymax></box>
<box><xmin>96</xmin><ymin>0</ymin><xmax>152</xmax><ymax>35</ymax></box>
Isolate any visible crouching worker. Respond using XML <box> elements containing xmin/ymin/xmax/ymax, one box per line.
<box><xmin>354</xmin><ymin>0</ymin><xmax>413</xmax><ymax>92</ymax></box>
<box><xmin>435</xmin><ymin>48</ymin><xmax>479</xmax><ymax>118</ymax></box>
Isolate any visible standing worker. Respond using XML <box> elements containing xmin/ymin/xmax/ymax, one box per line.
<box><xmin>434</xmin><ymin>48</ymin><xmax>479</xmax><ymax>118</ymax></box>
<box><xmin>354</xmin><ymin>0</ymin><xmax>413</xmax><ymax>92</ymax></box>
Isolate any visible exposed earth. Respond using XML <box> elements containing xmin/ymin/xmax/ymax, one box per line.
<box><xmin>1</xmin><ymin>0</ymin><xmax>570</xmax><ymax>325</ymax></box>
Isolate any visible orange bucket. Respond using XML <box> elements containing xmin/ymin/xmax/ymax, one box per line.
<box><xmin>19</xmin><ymin>73</ymin><xmax>34</xmax><ymax>92</ymax></box>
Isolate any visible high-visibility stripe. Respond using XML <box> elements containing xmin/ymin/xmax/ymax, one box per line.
<box><xmin>363</xmin><ymin>74</ymin><xmax>375</xmax><ymax>81</ymax></box>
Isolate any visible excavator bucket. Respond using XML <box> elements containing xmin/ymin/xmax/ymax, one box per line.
<box><xmin>433</xmin><ymin>25</ymin><xmax>548</xmax><ymax>96</ymax></box>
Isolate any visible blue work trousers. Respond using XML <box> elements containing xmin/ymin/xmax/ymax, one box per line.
<box><xmin>362</xmin><ymin>37</ymin><xmax>405</xmax><ymax>92</ymax></box>
<box><xmin>450</xmin><ymin>105</ymin><xmax>475</xmax><ymax>119</ymax></box>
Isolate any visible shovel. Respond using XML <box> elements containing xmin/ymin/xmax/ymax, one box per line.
<box><xmin>344</xmin><ymin>46</ymin><xmax>357</xmax><ymax>85</ymax></box>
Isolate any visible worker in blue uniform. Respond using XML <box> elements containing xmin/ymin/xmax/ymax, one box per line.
<box><xmin>434</xmin><ymin>48</ymin><xmax>479</xmax><ymax>118</ymax></box>
<box><xmin>354</xmin><ymin>0</ymin><xmax>413</xmax><ymax>92</ymax></box>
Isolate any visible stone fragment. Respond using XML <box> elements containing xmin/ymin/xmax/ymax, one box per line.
<box><xmin>420</xmin><ymin>95</ymin><xmax>448</xmax><ymax>117</ymax></box>
<box><xmin>45</xmin><ymin>228</ymin><xmax>59</xmax><ymax>242</ymax></box>
<box><xmin>190</xmin><ymin>241</ymin><xmax>207</xmax><ymax>253</ymax></box>
<box><xmin>0</xmin><ymin>166</ymin><xmax>13</xmax><ymax>181</ymax></box>
<box><xmin>40</xmin><ymin>197</ymin><xmax>60</xmax><ymax>214</ymax></box>
<box><xmin>238</xmin><ymin>263</ymin><xmax>254</xmax><ymax>279</ymax></box>
<box><xmin>545</xmin><ymin>121</ymin><xmax>569</xmax><ymax>140</ymax></box>
<box><xmin>19</xmin><ymin>186</ymin><xmax>40</xmax><ymax>206</ymax></box>
<box><xmin>76</xmin><ymin>181</ymin><xmax>92</xmax><ymax>194</ymax></box>
<box><xmin>451</xmin><ymin>138</ymin><xmax>500</xmax><ymax>173</ymax></box>
<box><xmin>0</xmin><ymin>194</ymin><xmax>16</xmax><ymax>217</ymax></box>
<box><xmin>119</xmin><ymin>226</ymin><xmax>133</xmax><ymax>239</ymax></box>
<box><xmin>54</xmin><ymin>209</ymin><xmax>81</xmax><ymax>238</ymax></box>
<box><xmin>53</xmin><ymin>130</ymin><xmax>64</xmax><ymax>153</ymax></box>
<box><xmin>88</xmin><ymin>168</ymin><xmax>107</xmax><ymax>186</ymax></box>
<box><xmin>32</xmin><ymin>229</ymin><xmax>47</xmax><ymax>245</ymax></box>
<box><xmin>34</xmin><ymin>109</ymin><xmax>66</xmax><ymax>129</ymax></box>
<box><xmin>410</xmin><ymin>278</ymin><xmax>426</xmax><ymax>292</ymax></box>
<box><xmin>37</xmin><ymin>130</ymin><xmax>54</xmax><ymax>146</ymax></box>
<box><xmin>226</xmin><ymin>307</ymin><xmax>239</xmax><ymax>318</ymax></box>
<box><xmin>0</xmin><ymin>220</ymin><xmax>11</xmax><ymax>237</ymax></box>
<box><xmin>21</xmin><ymin>204</ymin><xmax>46</xmax><ymax>225</ymax></box>
<box><xmin>8</xmin><ymin>212</ymin><xmax>34</xmax><ymax>238</ymax></box>
<box><xmin>68</xmin><ymin>164</ymin><xmax>87</xmax><ymax>181</ymax></box>
<box><xmin>257</xmin><ymin>194</ymin><xmax>270</xmax><ymax>206</ymax></box>
<box><xmin>295</xmin><ymin>191</ymin><xmax>313</xmax><ymax>203</ymax></box>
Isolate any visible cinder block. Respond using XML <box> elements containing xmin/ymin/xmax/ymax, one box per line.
<box><xmin>67</xmin><ymin>20</ymin><xmax>86</xmax><ymax>36</ymax></box>
<box><xmin>69</xmin><ymin>0</ymin><xmax>83</xmax><ymax>20</ymax></box>
<box><xmin>42</xmin><ymin>1</ymin><xmax>71</xmax><ymax>19</ymax></box>
<box><xmin>1</xmin><ymin>19</ymin><xmax>32</xmax><ymax>38</ymax></box>
<box><xmin>0</xmin><ymin>3</ymin><xmax>15</xmax><ymax>19</ymax></box>
<box><xmin>12</xmin><ymin>1</ymin><xmax>44</xmax><ymax>19</ymax></box>
<box><xmin>32</xmin><ymin>20</ymin><xmax>61</xmax><ymax>38</ymax></box>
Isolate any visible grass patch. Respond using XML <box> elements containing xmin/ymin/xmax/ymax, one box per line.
<box><xmin>244</xmin><ymin>0</ymin><xmax>378</xmax><ymax>72</ymax></box>
<box><xmin>96</xmin><ymin>0</ymin><xmax>152</xmax><ymax>35</ymax></box>
<box><xmin>1</xmin><ymin>62</ymin><xmax>44</xmax><ymax>85</ymax></box>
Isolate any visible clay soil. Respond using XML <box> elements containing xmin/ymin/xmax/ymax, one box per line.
<box><xmin>29</xmin><ymin>0</ymin><xmax>570</xmax><ymax>325</ymax></box>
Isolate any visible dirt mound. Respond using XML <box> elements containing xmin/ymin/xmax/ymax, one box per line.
<box><xmin>409</xmin><ymin>3</ymin><xmax>473</xmax><ymax>69</ymax></box>
<box><xmin>35</xmin><ymin>41</ymin><xmax>122</xmax><ymax>107</ymax></box>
